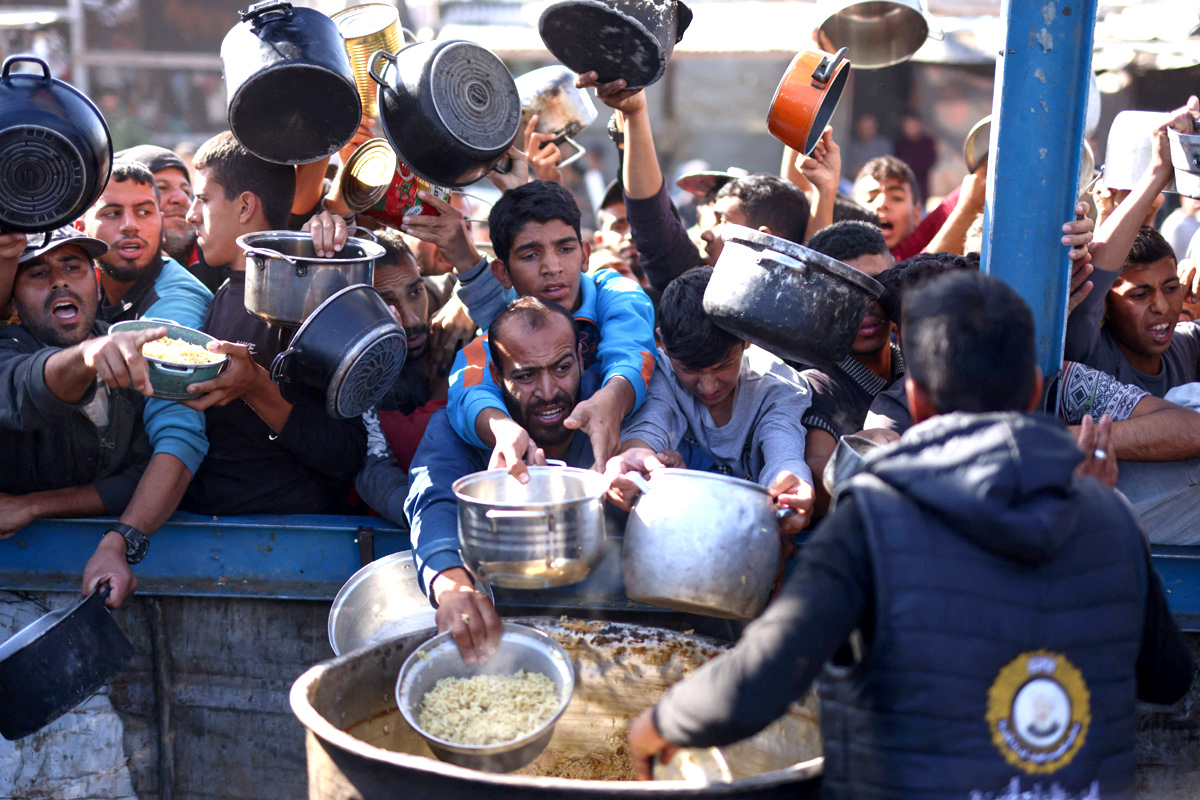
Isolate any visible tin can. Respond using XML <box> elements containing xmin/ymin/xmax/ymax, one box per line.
<box><xmin>340</xmin><ymin>138</ymin><xmax>452</xmax><ymax>225</ymax></box>
<box><xmin>331</xmin><ymin>4</ymin><xmax>404</xmax><ymax>119</ymax></box>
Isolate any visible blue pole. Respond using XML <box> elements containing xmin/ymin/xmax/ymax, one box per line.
<box><xmin>981</xmin><ymin>0</ymin><xmax>1098</xmax><ymax>377</ymax></box>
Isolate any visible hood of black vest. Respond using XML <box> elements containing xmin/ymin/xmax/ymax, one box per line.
<box><xmin>861</xmin><ymin>412</ymin><xmax>1085</xmax><ymax>564</ymax></box>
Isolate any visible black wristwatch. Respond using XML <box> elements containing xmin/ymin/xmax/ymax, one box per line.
<box><xmin>107</xmin><ymin>523</ymin><xmax>149</xmax><ymax>565</ymax></box>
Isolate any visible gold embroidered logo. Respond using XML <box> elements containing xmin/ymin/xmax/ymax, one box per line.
<box><xmin>986</xmin><ymin>650</ymin><xmax>1091</xmax><ymax>774</ymax></box>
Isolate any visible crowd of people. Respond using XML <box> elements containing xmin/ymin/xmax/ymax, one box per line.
<box><xmin>1</xmin><ymin>53</ymin><xmax>1198</xmax><ymax>797</ymax></box>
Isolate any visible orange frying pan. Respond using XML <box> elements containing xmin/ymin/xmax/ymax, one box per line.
<box><xmin>767</xmin><ymin>46</ymin><xmax>850</xmax><ymax>157</ymax></box>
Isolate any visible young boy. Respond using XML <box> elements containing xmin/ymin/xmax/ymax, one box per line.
<box><xmin>609</xmin><ymin>266</ymin><xmax>815</xmax><ymax>534</ymax></box>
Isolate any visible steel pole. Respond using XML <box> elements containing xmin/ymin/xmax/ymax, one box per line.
<box><xmin>982</xmin><ymin>0</ymin><xmax>1097</xmax><ymax>377</ymax></box>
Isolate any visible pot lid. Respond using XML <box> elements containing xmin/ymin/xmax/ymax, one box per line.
<box><xmin>429</xmin><ymin>41</ymin><xmax>521</xmax><ymax>154</ymax></box>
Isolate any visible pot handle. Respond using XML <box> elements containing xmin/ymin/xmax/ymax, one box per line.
<box><xmin>623</xmin><ymin>472</ymin><xmax>653</xmax><ymax>496</ymax></box>
<box><xmin>485</xmin><ymin>509</ymin><xmax>553</xmax><ymax>520</ymax></box>
<box><xmin>557</xmin><ymin>136</ymin><xmax>587</xmax><ymax>169</ymax></box>
<box><xmin>811</xmin><ymin>47</ymin><xmax>848</xmax><ymax>87</ymax></box>
<box><xmin>368</xmin><ymin>50</ymin><xmax>398</xmax><ymax>88</ymax></box>
<box><xmin>776</xmin><ymin>508</ymin><xmax>797</xmax><ymax>522</ymax></box>
<box><xmin>348</xmin><ymin>224</ymin><xmax>378</xmax><ymax>243</ymax></box>
<box><xmin>270</xmin><ymin>348</ymin><xmax>293</xmax><ymax>384</ymax></box>
<box><xmin>489</xmin><ymin>155</ymin><xmax>515</xmax><ymax>176</ymax></box>
<box><xmin>241</xmin><ymin>0</ymin><xmax>292</xmax><ymax>24</ymax></box>
<box><xmin>1</xmin><ymin>55</ymin><xmax>51</xmax><ymax>82</ymax></box>
<box><xmin>756</xmin><ymin>249</ymin><xmax>811</xmax><ymax>280</ymax></box>
<box><xmin>152</xmin><ymin>362</ymin><xmax>196</xmax><ymax>376</ymax></box>
<box><xmin>674</xmin><ymin>0</ymin><xmax>694</xmax><ymax>43</ymax></box>
<box><xmin>243</xmin><ymin>245</ymin><xmax>299</xmax><ymax>266</ymax></box>
<box><xmin>920</xmin><ymin>0</ymin><xmax>945</xmax><ymax>42</ymax></box>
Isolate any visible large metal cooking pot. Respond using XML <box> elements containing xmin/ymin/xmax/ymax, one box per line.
<box><xmin>816</xmin><ymin>0</ymin><xmax>942</xmax><ymax>70</ymax></box>
<box><xmin>964</xmin><ymin>115</ymin><xmax>1096</xmax><ymax>198</ymax></box>
<box><xmin>238</xmin><ymin>230</ymin><xmax>385</xmax><ymax>326</ymax></box>
<box><xmin>622</xmin><ymin>471</ymin><xmax>788</xmax><ymax>620</ymax></box>
<box><xmin>369</xmin><ymin>39</ymin><xmax>521</xmax><ymax>188</ymax></box>
<box><xmin>454</xmin><ymin>466</ymin><xmax>609</xmax><ymax>590</ymax></box>
<box><xmin>0</xmin><ymin>586</ymin><xmax>133</xmax><ymax>740</ymax></box>
<box><xmin>291</xmin><ymin>617</ymin><xmax>823</xmax><ymax>797</ymax></box>
<box><xmin>516</xmin><ymin>66</ymin><xmax>599</xmax><ymax>169</ymax></box>
<box><xmin>270</xmin><ymin>284</ymin><xmax>407</xmax><ymax>419</ymax></box>
<box><xmin>0</xmin><ymin>55</ymin><xmax>112</xmax><ymax>234</ymax></box>
<box><xmin>703</xmin><ymin>225</ymin><xmax>884</xmax><ymax>368</ymax></box>
<box><xmin>220</xmin><ymin>0</ymin><xmax>362</xmax><ymax>165</ymax></box>
<box><xmin>538</xmin><ymin>0</ymin><xmax>693</xmax><ymax>90</ymax></box>
<box><xmin>766</xmin><ymin>47</ymin><xmax>850</xmax><ymax>157</ymax></box>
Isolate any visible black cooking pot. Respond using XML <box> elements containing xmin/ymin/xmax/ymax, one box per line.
<box><xmin>538</xmin><ymin>0</ymin><xmax>693</xmax><ymax>89</ymax></box>
<box><xmin>0</xmin><ymin>586</ymin><xmax>133</xmax><ymax>740</ymax></box>
<box><xmin>0</xmin><ymin>55</ymin><xmax>112</xmax><ymax>233</ymax></box>
<box><xmin>271</xmin><ymin>284</ymin><xmax>407</xmax><ymax>419</ymax></box>
<box><xmin>368</xmin><ymin>39</ymin><xmax>521</xmax><ymax>188</ymax></box>
<box><xmin>220</xmin><ymin>0</ymin><xmax>362</xmax><ymax>165</ymax></box>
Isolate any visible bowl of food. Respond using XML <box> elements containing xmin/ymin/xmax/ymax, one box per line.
<box><xmin>395</xmin><ymin>622</ymin><xmax>574</xmax><ymax>773</ymax></box>
<box><xmin>109</xmin><ymin>319</ymin><xmax>228</xmax><ymax>400</ymax></box>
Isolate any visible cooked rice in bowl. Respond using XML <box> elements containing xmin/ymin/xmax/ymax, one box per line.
<box><xmin>418</xmin><ymin>670</ymin><xmax>559</xmax><ymax>746</ymax></box>
<box><xmin>142</xmin><ymin>336</ymin><xmax>223</xmax><ymax>365</ymax></box>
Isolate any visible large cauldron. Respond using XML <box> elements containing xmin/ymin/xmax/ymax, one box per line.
<box><xmin>291</xmin><ymin>617</ymin><xmax>822</xmax><ymax>798</ymax></box>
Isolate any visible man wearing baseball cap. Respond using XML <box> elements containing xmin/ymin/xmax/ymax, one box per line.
<box><xmin>0</xmin><ymin>226</ymin><xmax>196</xmax><ymax>607</ymax></box>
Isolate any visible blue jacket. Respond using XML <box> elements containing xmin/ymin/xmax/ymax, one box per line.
<box><xmin>447</xmin><ymin>267</ymin><xmax>656</xmax><ymax>449</ymax></box>
<box><xmin>100</xmin><ymin>256</ymin><xmax>212</xmax><ymax>475</ymax></box>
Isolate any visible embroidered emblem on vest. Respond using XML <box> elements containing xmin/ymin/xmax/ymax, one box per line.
<box><xmin>986</xmin><ymin>650</ymin><xmax>1091</xmax><ymax>774</ymax></box>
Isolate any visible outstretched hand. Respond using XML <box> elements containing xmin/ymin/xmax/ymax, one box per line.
<box><xmin>80</xmin><ymin>325</ymin><xmax>168</xmax><ymax>397</ymax></box>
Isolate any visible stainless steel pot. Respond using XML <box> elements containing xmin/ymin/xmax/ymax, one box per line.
<box><xmin>515</xmin><ymin>66</ymin><xmax>598</xmax><ymax>169</ymax></box>
<box><xmin>237</xmin><ymin>230</ymin><xmax>385</xmax><ymax>326</ymax></box>
<box><xmin>703</xmin><ymin>225</ymin><xmax>883</xmax><ymax>368</ymax></box>
<box><xmin>622</xmin><ymin>470</ymin><xmax>789</xmax><ymax>620</ymax></box>
<box><xmin>965</xmin><ymin>115</ymin><xmax>1096</xmax><ymax>198</ymax></box>
<box><xmin>1104</xmin><ymin>110</ymin><xmax>1178</xmax><ymax>193</ymax></box>
<box><xmin>1169</xmin><ymin>126</ymin><xmax>1200</xmax><ymax>199</ymax></box>
<box><xmin>816</xmin><ymin>0</ymin><xmax>942</xmax><ymax>70</ymax></box>
<box><xmin>454</xmin><ymin>467</ymin><xmax>609</xmax><ymax>590</ymax></box>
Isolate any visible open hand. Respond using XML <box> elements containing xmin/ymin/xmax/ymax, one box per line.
<box><xmin>564</xmin><ymin>387</ymin><xmax>623</xmax><ymax>470</ymax></box>
<box><xmin>80</xmin><ymin>325</ymin><xmax>167</xmax><ymax>397</ymax></box>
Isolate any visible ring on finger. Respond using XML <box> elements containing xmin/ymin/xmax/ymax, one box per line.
<box><xmin>1093</xmin><ymin>448</ymin><xmax>1108</xmax><ymax>460</ymax></box>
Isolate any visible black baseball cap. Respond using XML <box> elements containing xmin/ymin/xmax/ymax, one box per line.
<box><xmin>19</xmin><ymin>226</ymin><xmax>108</xmax><ymax>264</ymax></box>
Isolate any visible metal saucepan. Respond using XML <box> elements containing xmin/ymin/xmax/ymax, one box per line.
<box><xmin>816</xmin><ymin>0</ymin><xmax>943</xmax><ymax>70</ymax></box>
<box><xmin>238</xmin><ymin>230</ymin><xmax>385</xmax><ymax>326</ymax></box>
<box><xmin>454</xmin><ymin>466</ymin><xmax>609</xmax><ymax>590</ymax></box>
<box><xmin>767</xmin><ymin>46</ymin><xmax>850</xmax><ymax>157</ymax></box>
<box><xmin>0</xmin><ymin>586</ymin><xmax>133</xmax><ymax>740</ymax></box>
<box><xmin>515</xmin><ymin>65</ymin><xmax>599</xmax><ymax>169</ymax></box>
<box><xmin>703</xmin><ymin>225</ymin><xmax>884</xmax><ymax>368</ymax></box>
<box><xmin>0</xmin><ymin>55</ymin><xmax>112</xmax><ymax>233</ymax></box>
<box><xmin>964</xmin><ymin>115</ymin><xmax>1096</xmax><ymax>198</ymax></box>
<box><xmin>622</xmin><ymin>470</ymin><xmax>792</xmax><ymax>620</ymax></box>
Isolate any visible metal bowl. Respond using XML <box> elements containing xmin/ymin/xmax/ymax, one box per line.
<box><xmin>395</xmin><ymin>622</ymin><xmax>575</xmax><ymax>773</ymax></box>
<box><xmin>109</xmin><ymin>319</ymin><xmax>228</xmax><ymax>400</ymax></box>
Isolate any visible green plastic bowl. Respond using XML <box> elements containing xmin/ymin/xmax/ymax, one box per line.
<box><xmin>108</xmin><ymin>319</ymin><xmax>228</xmax><ymax>400</ymax></box>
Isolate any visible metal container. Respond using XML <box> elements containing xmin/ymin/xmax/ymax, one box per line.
<box><xmin>340</xmin><ymin>138</ymin><xmax>453</xmax><ymax>226</ymax></box>
<box><xmin>1104</xmin><ymin>110</ymin><xmax>1178</xmax><ymax>193</ymax></box>
<box><xmin>108</xmin><ymin>319</ymin><xmax>228</xmax><ymax>401</ymax></box>
<box><xmin>454</xmin><ymin>467</ymin><xmax>609</xmax><ymax>590</ymax></box>
<box><xmin>396</xmin><ymin>623</ymin><xmax>575</xmax><ymax>772</ymax></box>
<box><xmin>220</xmin><ymin>0</ymin><xmax>361</xmax><ymax>165</ymax></box>
<box><xmin>238</xmin><ymin>230</ymin><xmax>385</xmax><ymax>326</ymax></box>
<box><xmin>766</xmin><ymin>47</ymin><xmax>850</xmax><ymax>157</ymax></box>
<box><xmin>331</xmin><ymin>3</ymin><xmax>404</xmax><ymax>119</ymax></box>
<box><xmin>703</xmin><ymin>225</ymin><xmax>883</xmax><ymax>368</ymax></box>
<box><xmin>622</xmin><ymin>470</ymin><xmax>786</xmax><ymax>620</ymax></box>
<box><xmin>816</xmin><ymin>0</ymin><xmax>942</xmax><ymax>70</ymax></box>
<box><xmin>965</xmin><ymin>115</ymin><xmax>1096</xmax><ymax>197</ymax></box>
<box><xmin>516</xmin><ymin>66</ymin><xmax>599</xmax><ymax>169</ymax></box>
<box><xmin>290</xmin><ymin>617</ymin><xmax>823</xmax><ymax>797</ymax></box>
<box><xmin>1169</xmin><ymin>127</ymin><xmax>1200</xmax><ymax>199</ymax></box>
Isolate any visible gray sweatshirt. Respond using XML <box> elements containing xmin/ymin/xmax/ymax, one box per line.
<box><xmin>621</xmin><ymin>347</ymin><xmax>814</xmax><ymax>487</ymax></box>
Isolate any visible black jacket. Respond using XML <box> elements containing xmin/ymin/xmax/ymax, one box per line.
<box><xmin>0</xmin><ymin>321</ymin><xmax>151</xmax><ymax>512</ymax></box>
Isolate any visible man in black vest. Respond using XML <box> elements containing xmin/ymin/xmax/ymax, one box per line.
<box><xmin>627</xmin><ymin>271</ymin><xmax>1193</xmax><ymax>799</ymax></box>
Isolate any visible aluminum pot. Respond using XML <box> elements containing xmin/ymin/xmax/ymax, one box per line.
<box><xmin>703</xmin><ymin>225</ymin><xmax>884</xmax><ymax>368</ymax></box>
<box><xmin>238</xmin><ymin>230</ymin><xmax>385</xmax><ymax>326</ymax></box>
<box><xmin>516</xmin><ymin>66</ymin><xmax>598</xmax><ymax>169</ymax></box>
<box><xmin>816</xmin><ymin>0</ymin><xmax>942</xmax><ymax>70</ymax></box>
<box><xmin>0</xmin><ymin>586</ymin><xmax>133</xmax><ymax>740</ymax></box>
<box><xmin>0</xmin><ymin>55</ymin><xmax>112</xmax><ymax>233</ymax></box>
<box><xmin>454</xmin><ymin>466</ymin><xmax>609</xmax><ymax>590</ymax></box>
<box><xmin>220</xmin><ymin>0</ymin><xmax>361</xmax><ymax>165</ymax></box>
<box><xmin>270</xmin><ymin>284</ymin><xmax>407</xmax><ymax>419</ymax></box>
<box><xmin>538</xmin><ymin>0</ymin><xmax>693</xmax><ymax>90</ymax></box>
<box><xmin>964</xmin><ymin>115</ymin><xmax>1096</xmax><ymax>197</ymax></box>
<box><xmin>767</xmin><ymin>47</ymin><xmax>850</xmax><ymax>157</ymax></box>
<box><xmin>369</xmin><ymin>40</ymin><xmax>521</xmax><ymax>188</ymax></box>
<box><xmin>622</xmin><ymin>470</ymin><xmax>791</xmax><ymax>620</ymax></box>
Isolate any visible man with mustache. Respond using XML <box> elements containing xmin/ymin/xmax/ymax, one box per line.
<box><xmin>0</xmin><ymin>227</ymin><xmax>200</xmax><ymax>608</ymax></box>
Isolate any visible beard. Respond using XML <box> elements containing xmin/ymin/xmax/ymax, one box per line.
<box><xmin>18</xmin><ymin>288</ymin><xmax>97</xmax><ymax>348</ymax></box>
<box><xmin>501</xmin><ymin>385</ymin><xmax>578</xmax><ymax>449</ymax></box>
<box><xmin>404</xmin><ymin>323</ymin><xmax>430</xmax><ymax>361</ymax></box>
<box><xmin>98</xmin><ymin>237</ymin><xmax>163</xmax><ymax>283</ymax></box>
<box><xmin>163</xmin><ymin>225</ymin><xmax>198</xmax><ymax>263</ymax></box>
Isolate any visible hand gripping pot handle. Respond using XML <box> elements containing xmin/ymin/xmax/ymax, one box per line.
<box><xmin>270</xmin><ymin>348</ymin><xmax>293</xmax><ymax>384</ymax></box>
<box><xmin>1</xmin><ymin>55</ymin><xmax>51</xmax><ymax>81</ymax></box>
<box><xmin>626</xmin><ymin>471</ymin><xmax>795</xmax><ymax>520</ymax></box>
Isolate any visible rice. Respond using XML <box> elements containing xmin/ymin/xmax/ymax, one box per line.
<box><xmin>418</xmin><ymin>670</ymin><xmax>559</xmax><ymax>745</ymax></box>
<box><xmin>142</xmin><ymin>336</ymin><xmax>222</xmax><ymax>365</ymax></box>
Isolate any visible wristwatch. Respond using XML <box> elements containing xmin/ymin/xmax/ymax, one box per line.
<box><xmin>107</xmin><ymin>523</ymin><xmax>150</xmax><ymax>565</ymax></box>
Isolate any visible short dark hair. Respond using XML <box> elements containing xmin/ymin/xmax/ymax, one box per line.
<box><xmin>109</xmin><ymin>160</ymin><xmax>161</xmax><ymax>206</ymax></box>
<box><xmin>488</xmin><ymin>296</ymin><xmax>579</xmax><ymax>371</ymax></box>
<box><xmin>714</xmin><ymin>174</ymin><xmax>811</xmax><ymax>245</ymax></box>
<box><xmin>192</xmin><ymin>131</ymin><xmax>295</xmax><ymax>230</ymax></box>
<box><xmin>371</xmin><ymin>227</ymin><xmax>416</xmax><ymax>270</ymax></box>
<box><xmin>807</xmin><ymin>220</ymin><xmax>889</xmax><ymax>263</ymax></box>
<box><xmin>832</xmin><ymin>194</ymin><xmax>880</xmax><ymax>225</ymax></box>
<box><xmin>877</xmin><ymin>251</ymin><xmax>978</xmax><ymax>325</ymax></box>
<box><xmin>903</xmin><ymin>270</ymin><xmax>1036</xmax><ymax>414</ymax></box>
<box><xmin>857</xmin><ymin>155</ymin><xmax>920</xmax><ymax>206</ymax></box>
<box><xmin>658</xmin><ymin>267</ymin><xmax>742</xmax><ymax>370</ymax></box>
<box><xmin>488</xmin><ymin>181</ymin><xmax>582</xmax><ymax>265</ymax></box>
<box><xmin>1125</xmin><ymin>225</ymin><xmax>1177</xmax><ymax>267</ymax></box>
